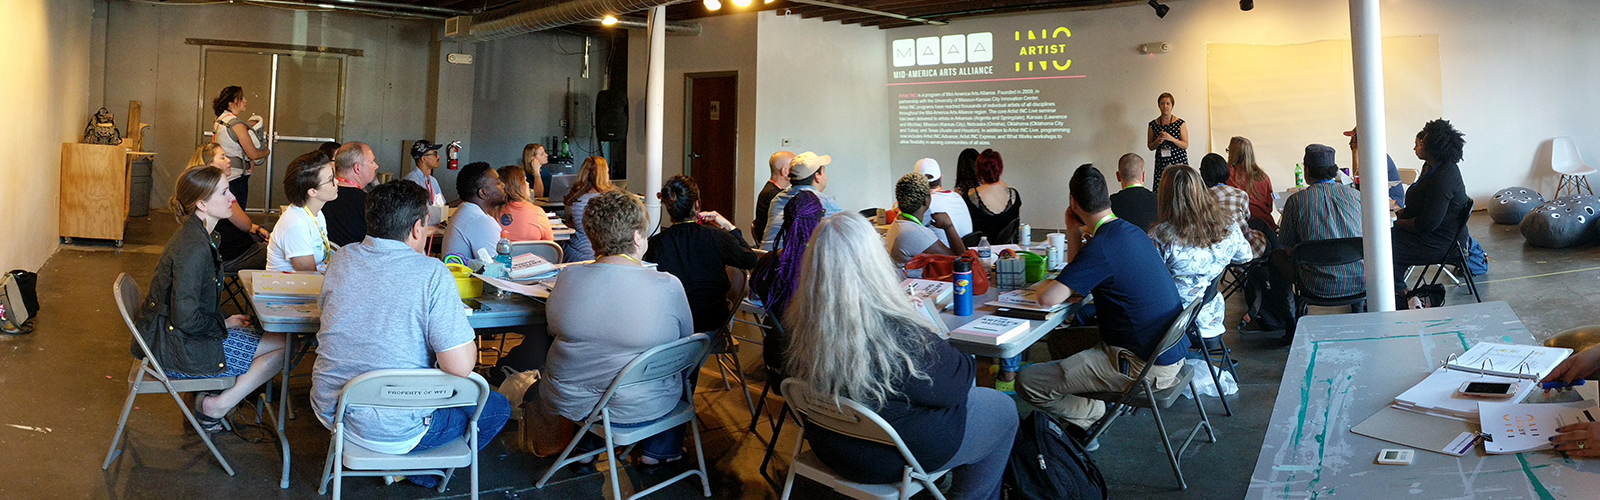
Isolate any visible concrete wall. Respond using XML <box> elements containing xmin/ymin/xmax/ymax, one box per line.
<box><xmin>103</xmin><ymin>2</ymin><xmax>434</xmax><ymax>208</ymax></box>
<box><xmin>470</xmin><ymin>30</ymin><xmax>612</xmax><ymax>194</ymax></box>
<box><xmin>0</xmin><ymin>0</ymin><xmax>93</xmax><ymax>272</ymax></box>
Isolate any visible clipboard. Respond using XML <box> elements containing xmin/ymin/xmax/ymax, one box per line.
<box><xmin>1351</xmin><ymin>406</ymin><xmax>1487</xmax><ymax>457</ymax></box>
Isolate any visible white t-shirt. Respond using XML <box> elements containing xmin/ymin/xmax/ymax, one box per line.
<box><xmin>885</xmin><ymin>218</ymin><xmax>942</xmax><ymax>266</ymax></box>
<box><xmin>927</xmin><ymin>189</ymin><xmax>972</xmax><ymax>247</ymax></box>
<box><xmin>267</xmin><ymin>206</ymin><xmax>331</xmax><ymax>273</ymax></box>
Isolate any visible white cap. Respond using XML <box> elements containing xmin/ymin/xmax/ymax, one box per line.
<box><xmin>914</xmin><ymin>158</ymin><xmax>941</xmax><ymax>182</ymax></box>
<box><xmin>789</xmin><ymin>152</ymin><xmax>833</xmax><ymax>179</ymax></box>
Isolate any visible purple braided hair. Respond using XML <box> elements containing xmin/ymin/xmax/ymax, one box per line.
<box><xmin>754</xmin><ymin>191</ymin><xmax>825</xmax><ymax>315</ymax></box>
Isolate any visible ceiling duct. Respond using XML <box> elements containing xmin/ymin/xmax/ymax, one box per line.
<box><xmin>451</xmin><ymin>0</ymin><xmax>701</xmax><ymax>42</ymax></box>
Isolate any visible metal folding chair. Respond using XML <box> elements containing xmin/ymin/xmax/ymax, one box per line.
<box><xmin>778</xmin><ymin>378</ymin><xmax>951</xmax><ymax>500</ymax></box>
<box><xmin>318</xmin><ymin>370</ymin><xmax>491</xmax><ymax>500</ymax></box>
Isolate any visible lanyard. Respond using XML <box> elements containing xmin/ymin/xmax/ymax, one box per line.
<box><xmin>899</xmin><ymin>212</ymin><xmax>923</xmax><ymax>227</ymax></box>
<box><xmin>335</xmin><ymin>177</ymin><xmax>361</xmax><ymax>189</ymax></box>
<box><xmin>600</xmin><ymin>254</ymin><xmax>642</xmax><ymax>265</ymax></box>
<box><xmin>301</xmin><ymin>206</ymin><xmax>332</xmax><ymax>256</ymax></box>
<box><xmin>1089</xmin><ymin>214</ymin><xmax>1119</xmax><ymax>236</ymax></box>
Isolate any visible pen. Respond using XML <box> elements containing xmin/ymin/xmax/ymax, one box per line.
<box><xmin>1541</xmin><ymin>380</ymin><xmax>1587</xmax><ymax>391</ymax></box>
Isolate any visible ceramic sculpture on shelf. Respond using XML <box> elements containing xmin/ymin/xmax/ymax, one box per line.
<box><xmin>1488</xmin><ymin>186</ymin><xmax>1544</xmax><ymax>225</ymax></box>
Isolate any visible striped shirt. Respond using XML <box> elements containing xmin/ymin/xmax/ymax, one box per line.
<box><xmin>1279</xmin><ymin>182</ymin><xmax>1365</xmax><ymax>298</ymax></box>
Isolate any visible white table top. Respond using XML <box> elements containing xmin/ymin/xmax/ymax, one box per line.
<box><xmin>939</xmin><ymin>284</ymin><xmax>1076</xmax><ymax>359</ymax></box>
<box><xmin>240</xmin><ymin>270</ymin><xmax>544</xmax><ymax>334</ymax></box>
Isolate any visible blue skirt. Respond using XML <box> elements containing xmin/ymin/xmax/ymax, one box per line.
<box><xmin>167</xmin><ymin>327</ymin><xmax>261</xmax><ymax>379</ymax></box>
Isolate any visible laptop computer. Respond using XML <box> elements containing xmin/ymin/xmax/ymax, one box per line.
<box><xmin>547</xmin><ymin>174</ymin><xmax>578</xmax><ymax>202</ymax></box>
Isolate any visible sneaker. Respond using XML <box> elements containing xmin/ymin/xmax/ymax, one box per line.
<box><xmin>993</xmin><ymin>379</ymin><xmax>1016</xmax><ymax>394</ymax></box>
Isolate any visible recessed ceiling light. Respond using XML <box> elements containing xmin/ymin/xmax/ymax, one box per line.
<box><xmin>704</xmin><ymin>0</ymin><xmax>722</xmax><ymax>11</ymax></box>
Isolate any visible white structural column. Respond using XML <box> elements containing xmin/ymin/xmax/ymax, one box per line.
<box><xmin>1350</xmin><ymin>0</ymin><xmax>1396</xmax><ymax>311</ymax></box>
<box><xmin>645</xmin><ymin>5</ymin><xmax>667</xmax><ymax>230</ymax></box>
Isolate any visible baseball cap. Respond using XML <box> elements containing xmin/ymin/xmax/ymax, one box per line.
<box><xmin>789</xmin><ymin>152</ymin><xmax>833</xmax><ymax>180</ymax></box>
<box><xmin>411</xmin><ymin>140</ymin><xmax>442</xmax><ymax>161</ymax></box>
<box><xmin>914</xmin><ymin>158</ymin><xmax>941</xmax><ymax>182</ymax></box>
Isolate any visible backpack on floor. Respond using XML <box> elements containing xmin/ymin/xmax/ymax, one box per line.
<box><xmin>1003</xmin><ymin>412</ymin><xmax>1108</xmax><ymax>500</ymax></box>
<box><xmin>0</xmin><ymin>270</ymin><xmax>39</xmax><ymax>334</ymax></box>
<box><xmin>1466</xmin><ymin>236</ymin><xmax>1489</xmax><ymax>276</ymax></box>
<box><xmin>1243</xmin><ymin>262</ymin><xmax>1292</xmax><ymax>331</ymax></box>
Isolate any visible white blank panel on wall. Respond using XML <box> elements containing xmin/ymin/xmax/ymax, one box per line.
<box><xmin>1207</xmin><ymin>36</ymin><xmax>1442</xmax><ymax>187</ymax></box>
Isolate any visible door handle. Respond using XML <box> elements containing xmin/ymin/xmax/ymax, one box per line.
<box><xmin>689</xmin><ymin>153</ymin><xmax>703</xmax><ymax>159</ymax></box>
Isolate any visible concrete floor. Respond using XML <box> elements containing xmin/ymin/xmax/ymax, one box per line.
<box><xmin>2</xmin><ymin>211</ymin><xmax>1597</xmax><ymax>499</ymax></box>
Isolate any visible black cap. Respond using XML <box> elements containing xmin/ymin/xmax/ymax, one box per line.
<box><xmin>1303</xmin><ymin>144</ymin><xmax>1337</xmax><ymax>170</ymax></box>
<box><xmin>411</xmin><ymin>140</ymin><xmax>442</xmax><ymax>161</ymax></box>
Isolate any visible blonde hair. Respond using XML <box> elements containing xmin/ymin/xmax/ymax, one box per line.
<box><xmin>1227</xmin><ymin>136</ymin><xmax>1267</xmax><ymax>192</ymax></box>
<box><xmin>784</xmin><ymin>212</ymin><xmax>936</xmax><ymax>408</ymax></box>
<box><xmin>169</xmin><ymin>166</ymin><xmax>226</xmax><ymax>222</ymax></box>
<box><xmin>565</xmin><ymin>156</ymin><xmax>616</xmax><ymax>206</ymax></box>
<box><xmin>187</xmin><ymin>143</ymin><xmax>226</xmax><ymax>169</ymax></box>
<box><xmin>1154</xmin><ymin>165</ymin><xmax>1233</xmax><ymax>248</ymax></box>
<box><xmin>522</xmin><ymin>143</ymin><xmax>544</xmax><ymax>169</ymax></box>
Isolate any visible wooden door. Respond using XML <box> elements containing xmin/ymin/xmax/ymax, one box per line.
<box><xmin>686</xmin><ymin>74</ymin><xmax>738</xmax><ymax>218</ymax></box>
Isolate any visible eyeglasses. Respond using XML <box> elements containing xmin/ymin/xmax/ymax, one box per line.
<box><xmin>319</xmin><ymin>176</ymin><xmax>336</xmax><ymax>187</ymax></box>
<box><xmin>423</xmin><ymin>151</ymin><xmax>440</xmax><ymax>158</ymax></box>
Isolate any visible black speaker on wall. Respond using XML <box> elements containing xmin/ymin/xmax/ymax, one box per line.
<box><xmin>596</xmin><ymin>89</ymin><xmax>628</xmax><ymax>141</ymax></box>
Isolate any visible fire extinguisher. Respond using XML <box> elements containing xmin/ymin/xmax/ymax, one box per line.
<box><xmin>446</xmin><ymin>141</ymin><xmax>462</xmax><ymax>170</ymax></box>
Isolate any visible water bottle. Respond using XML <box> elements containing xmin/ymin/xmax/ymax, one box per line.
<box><xmin>953</xmin><ymin>258</ymin><xmax>974</xmax><ymax>316</ymax></box>
<box><xmin>495</xmin><ymin>230</ymin><xmax>513</xmax><ymax>269</ymax></box>
<box><xmin>1295</xmin><ymin>163</ymin><xmax>1306</xmax><ymax>188</ymax></box>
<box><xmin>977</xmin><ymin>236</ymin><xmax>992</xmax><ymax>259</ymax></box>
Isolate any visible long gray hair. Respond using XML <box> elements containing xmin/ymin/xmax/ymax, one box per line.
<box><xmin>784</xmin><ymin>212</ymin><xmax>938</xmax><ymax>408</ymax></box>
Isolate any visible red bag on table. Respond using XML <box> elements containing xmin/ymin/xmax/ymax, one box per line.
<box><xmin>906</xmin><ymin>250</ymin><xmax>990</xmax><ymax>295</ymax></box>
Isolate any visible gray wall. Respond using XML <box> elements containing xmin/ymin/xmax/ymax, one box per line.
<box><xmin>470</xmin><ymin>31</ymin><xmax>614</xmax><ymax>183</ymax></box>
<box><xmin>104</xmin><ymin>2</ymin><xmax>433</xmax><ymax>208</ymax></box>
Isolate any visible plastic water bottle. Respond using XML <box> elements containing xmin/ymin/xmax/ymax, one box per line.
<box><xmin>977</xmin><ymin>236</ymin><xmax>992</xmax><ymax>259</ymax></box>
<box><xmin>1295</xmin><ymin>163</ymin><xmax>1306</xmax><ymax>188</ymax></box>
<box><xmin>495</xmin><ymin>230</ymin><xmax>513</xmax><ymax>269</ymax></box>
<box><xmin>953</xmin><ymin>258</ymin><xmax>974</xmax><ymax>316</ymax></box>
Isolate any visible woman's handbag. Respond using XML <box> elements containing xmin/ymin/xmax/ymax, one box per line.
<box><xmin>83</xmin><ymin>107</ymin><xmax>123</xmax><ymax>145</ymax></box>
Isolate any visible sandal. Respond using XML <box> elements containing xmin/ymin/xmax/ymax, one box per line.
<box><xmin>192</xmin><ymin>393</ymin><xmax>227</xmax><ymax>434</ymax></box>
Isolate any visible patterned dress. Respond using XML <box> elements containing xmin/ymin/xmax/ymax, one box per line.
<box><xmin>1149</xmin><ymin>117</ymin><xmax>1188</xmax><ymax>193</ymax></box>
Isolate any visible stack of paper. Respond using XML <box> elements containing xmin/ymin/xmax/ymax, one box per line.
<box><xmin>1449</xmin><ymin>342</ymin><xmax>1573</xmax><ymax>380</ymax></box>
<box><xmin>950</xmin><ymin>316</ymin><xmax>1030</xmax><ymax>345</ymax></box>
<box><xmin>986</xmin><ymin>289</ymin><xmax>1065</xmax><ymax>312</ymax></box>
<box><xmin>902</xmin><ymin>278</ymin><xmax>953</xmax><ymax>308</ymax></box>
<box><xmin>1479</xmin><ymin>401</ymin><xmax>1600</xmax><ymax>454</ymax></box>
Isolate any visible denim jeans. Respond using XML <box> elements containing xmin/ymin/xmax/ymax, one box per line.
<box><xmin>574</xmin><ymin>414</ymin><xmax>687</xmax><ymax>462</ymax></box>
<box><xmin>997</xmin><ymin>354</ymin><xmax>1023</xmax><ymax>373</ymax></box>
<box><xmin>936</xmin><ymin>387</ymin><xmax>1020</xmax><ymax>500</ymax></box>
<box><xmin>407</xmin><ymin>392</ymin><xmax>513</xmax><ymax>488</ymax></box>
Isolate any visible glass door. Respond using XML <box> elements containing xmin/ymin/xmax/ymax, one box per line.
<box><xmin>200</xmin><ymin>49</ymin><xmax>344</xmax><ymax>212</ymax></box>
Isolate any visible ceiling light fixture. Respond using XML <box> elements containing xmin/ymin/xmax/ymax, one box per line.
<box><xmin>704</xmin><ymin>0</ymin><xmax>721</xmax><ymax>10</ymax></box>
<box><xmin>1148</xmin><ymin>0</ymin><xmax>1170</xmax><ymax>18</ymax></box>
<box><xmin>732</xmin><ymin>0</ymin><xmax>752</xmax><ymax>6</ymax></box>
<box><xmin>1241</xmin><ymin>0</ymin><xmax>1254</xmax><ymax>10</ymax></box>
<box><xmin>601</xmin><ymin>15</ymin><xmax>618</xmax><ymax>25</ymax></box>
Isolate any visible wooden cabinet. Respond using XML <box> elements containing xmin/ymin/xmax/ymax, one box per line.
<box><xmin>60</xmin><ymin>143</ymin><xmax>130</xmax><ymax>244</ymax></box>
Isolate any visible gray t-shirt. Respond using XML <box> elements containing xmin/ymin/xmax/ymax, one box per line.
<box><xmin>443</xmin><ymin>201</ymin><xmax>501</xmax><ymax>262</ymax></box>
<box><xmin>311</xmin><ymin>236</ymin><xmax>475</xmax><ymax>454</ymax></box>
<box><xmin>886</xmin><ymin>219</ymin><xmax>941</xmax><ymax>266</ymax></box>
<box><xmin>539</xmin><ymin>262</ymin><xmax>694</xmax><ymax>423</ymax></box>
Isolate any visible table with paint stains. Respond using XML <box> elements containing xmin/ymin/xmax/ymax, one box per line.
<box><xmin>1249</xmin><ymin>301</ymin><xmax>1600</xmax><ymax>499</ymax></box>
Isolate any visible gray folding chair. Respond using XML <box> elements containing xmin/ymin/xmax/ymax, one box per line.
<box><xmin>510</xmin><ymin>240</ymin><xmax>563</xmax><ymax>265</ymax></box>
<box><xmin>536</xmin><ymin>333</ymin><xmax>713</xmax><ymax>500</ymax></box>
<box><xmin>778</xmin><ymin>378</ymin><xmax>950</xmax><ymax>500</ymax></box>
<box><xmin>103</xmin><ymin>273</ymin><xmax>238</xmax><ymax>475</ymax></box>
<box><xmin>318</xmin><ymin>369</ymin><xmax>492</xmax><ymax>500</ymax></box>
<box><xmin>1079</xmin><ymin>297</ymin><xmax>1216</xmax><ymax>490</ymax></box>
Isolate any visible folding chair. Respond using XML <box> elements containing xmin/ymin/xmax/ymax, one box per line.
<box><xmin>1406</xmin><ymin>200</ymin><xmax>1481</xmax><ymax>303</ymax></box>
<box><xmin>510</xmin><ymin>240</ymin><xmax>563</xmax><ymax>264</ymax></box>
<box><xmin>1288</xmin><ymin>237</ymin><xmax>1369</xmax><ymax>339</ymax></box>
<box><xmin>318</xmin><ymin>369</ymin><xmax>490</xmax><ymax>500</ymax></box>
<box><xmin>1188</xmin><ymin>279</ymin><xmax>1238</xmax><ymax>416</ymax></box>
<box><xmin>1080</xmin><ymin>297</ymin><xmax>1216</xmax><ymax>490</ymax></box>
<box><xmin>778</xmin><ymin>378</ymin><xmax>951</xmax><ymax>500</ymax></box>
<box><xmin>103</xmin><ymin>273</ymin><xmax>238</xmax><ymax>475</ymax></box>
<box><xmin>536</xmin><ymin>334</ymin><xmax>713</xmax><ymax>500</ymax></box>
<box><xmin>220</xmin><ymin>271</ymin><xmax>255</xmax><ymax>318</ymax></box>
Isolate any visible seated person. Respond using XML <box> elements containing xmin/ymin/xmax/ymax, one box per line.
<box><xmin>749</xmin><ymin>191</ymin><xmax>825</xmax><ymax>373</ymax></box>
<box><xmin>1345</xmin><ymin>127</ymin><xmax>1406</xmax><ymax>209</ymax></box>
<box><xmin>1017</xmin><ymin>165</ymin><xmax>1187</xmax><ymax>432</ymax></box>
<box><xmin>645</xmin><ymin>175</ymin><xmax>759</xmax><ymax>333</ymax></box>
<box><xmin>135</xmin><ymin>166</ymin><xmax>285</xmax><ymax>432</ymax></box>
<box><xmin>190</xmin><ymin>143</ymin><xmax>270</xmax><ymax>272</ymax></box>
<box><xmin>753</xmin><ymin>151</ymin><xmax>795</xmax><ymax>242</ymax></box>
<box><xmin>442</xmin><ymin>162</ymin><xmax>506</xmax><ymax>261</ymax></box>
<box><xmin>964</xmin><ymin>149</ymin><xmax>1022</xmax><ymax>244</ymax></box>
<box><xmin>405</xmin><ymin>140</ymin><xmax>448</xmax><ymax>206</ymax></box>
<box><xmin>785</xmin><ymin>212</ymin><xmax>1017</xmax><ymax>496</ymax></box>
<box><xmin>886</xmin><ymin>173</ymin><xmax>967</xmax><ymax>266</ymax></box>
<box><xmin>534</xmin><ymin>190</ymin><xmax>695</xmax><ymax>472</ymax></box>
<box><xmin>1198</xmin><ymin>154</ymin><xmax>1268</xmax><ymax>257</ymax></box>
<box><xmin>1273</xmin><ymin>144</ymin><xmax>1365</xmax><ymax>301</ymax></box>
<box><xmin>916</xmin><ymin>158</ymin><xmax>973</xmax><ymax>247</ymax></box>
<box><xmin>323</xmin><ymin>142</ymin><xmax>380</xmax><ymax>247</ymax></box>
<box><xmin>1392</xmin><ymin>119</ymin><xmax>1470</xmax><ymax>297</ymax></box>
<box><xmin>1109</xmin><ymin>153</ymin><xmax>1157</xmax><ymax>232</ymax></box>
<box><xmin>761</xmin><ymin>152</ymin><xmax>845</xmax><ymax>251</ymax></box>
<box><xmin>1148</xmin><ymin>165</ymin><xmax>1253</xmax><ymax>353</ymax></box>
<box><xmin>310</xmin><ymin>181</ymin><xmax>511</xmax><ymax>489</ymax></box>
<box><xmin>1225</xmin><ymin>136</ymin><xmax>1278</xmax><ymax>232</ymax></box>
<box><xmin>496</xmin><ymin>165</ymin><xmax>555</xmax><ymax>241</ymax></box>
<box><xmin>266</xmin><ymin>150</ymin><xmax>338</xmax><ymax>273</ymax></box>
<box><xmin>562</xmin><ymin>156</ymin><xmax>618</xmax><ymax>262</ymax></box>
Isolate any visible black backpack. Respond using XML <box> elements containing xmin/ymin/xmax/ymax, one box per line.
<box><xmin>1003</xmin><ymin>412</ymin><xmax>1108</xmax><ymax>500</ymax></box>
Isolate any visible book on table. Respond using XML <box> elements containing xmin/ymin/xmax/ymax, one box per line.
<box><xmin>250</xmin><ymin>272</ymin><xmax>323</xmax><ymax>299</ymax></box>
<box><xmin>902</xmin><ymin>278</ymin><xmax>953</xmax><ymax>309</ymax></box>
<box><xmin>509</xmin><ymin>253</ymin><xmax>556</xmax><ymax>279</ymax></box>
<box><xmin>1448</xmin><ymin>342</ymin><xmax>1572</xmax><ymax>380</ymax></box>
<box><xmin>255</xmin><ymin>300</ymin><xmax>319</xmax><ymax>323</ymax></box>
<box><xmin>949</xmin><ymin>316</ymin><xmax>1031</xmax><ymax>345</ymax></box>
<box><xmin>985</xmin><ymin>289</ymin><xmax>1065</xmax><ymax>313</ymax></box>
<box><xmin>1387</xmin><ymin>343</ymin><xmax>1574</xmax><ymax>422</ymax></box>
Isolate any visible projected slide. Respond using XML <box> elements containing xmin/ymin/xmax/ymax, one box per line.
<box><xmin>890</xmin><ymin>28</ymin><xmax>1082</xmax><ymax>146</ymax></box>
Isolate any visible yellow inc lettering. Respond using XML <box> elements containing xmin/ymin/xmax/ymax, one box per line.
<box><xmin>1012</xmin><ymin>27</ymin><xmax>1072</xmax><ymax>72</ymax></box>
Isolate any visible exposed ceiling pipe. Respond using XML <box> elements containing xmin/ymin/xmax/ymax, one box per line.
<box><xmin>327</xmin><ymin>0</ymin><xmax>469</xmax><ymax>16</ymax></box>
<box><xmin>590</xmin><ymin>16</ymin><xmax>703</xmax><ymax>35</ymax></box>
<box><xmin>786</xmin><ymin>0</ymin><xmax>947</xmax><ymax>26</ymax></box>
<box><xmin>241</xmin><ymin>0</ymin><xmax>452</xmax><ymax>19</ymax></box>
<box><xmin>452</xmin><ymin>0</ymin><xmax>697</xmax><ymax>42</ymax></box>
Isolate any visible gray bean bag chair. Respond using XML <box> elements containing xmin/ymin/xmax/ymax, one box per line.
<box><xmin>1521</xmin><ymin>195</ymin><xmax>1600</xmax><ymax>248</ymax></box>
<box><xmin>1489</xmin><ymin>186</ymin><xmax>1545</xmax><ymax>224</ymax></box>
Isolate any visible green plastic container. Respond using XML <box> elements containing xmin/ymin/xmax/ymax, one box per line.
<box><xmin>1019</xmin><ymin>251</ymin><xmax>1047</xmax><ymax>282</ymax></box>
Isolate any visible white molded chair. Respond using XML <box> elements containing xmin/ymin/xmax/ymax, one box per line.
<box><xmin>318</xmin><ymin>369</ymin><xmax>491</xmax><ymax>500</ymax></box>
<box><xmin>1551</xmin><ymin>137</ymin><xmax>1596</xmax><ymax>197</ymax></box>
<box><xmin>511</xmin><ymin>240</ymin><xmax>563</xmax><ymax>264</ymax></box>
<box><xmin>103</xmin><ymin>273</ymin><xmax>238</xmax><ymax>475</ymax></box>
<box><xmin>778</xmin><ymin>378</ymin><xmax>951</xmax><ymax>500</ymax></box>
<box><xmin>535</xmin><ymin>333</ymin><xmax>713</xmax><ymax>500</ymax></box>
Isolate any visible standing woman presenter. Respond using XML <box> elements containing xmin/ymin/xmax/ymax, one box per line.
<box><xmin>1147</xmin><ymin>92</ymin><xmax>1189</xmax><ymax>194</ymax></box>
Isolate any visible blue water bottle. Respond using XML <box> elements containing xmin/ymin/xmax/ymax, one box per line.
<box><xmin>953</xmin><ymin>258</ymin><xmax>974</xmax><ymax>316</ymax></box>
